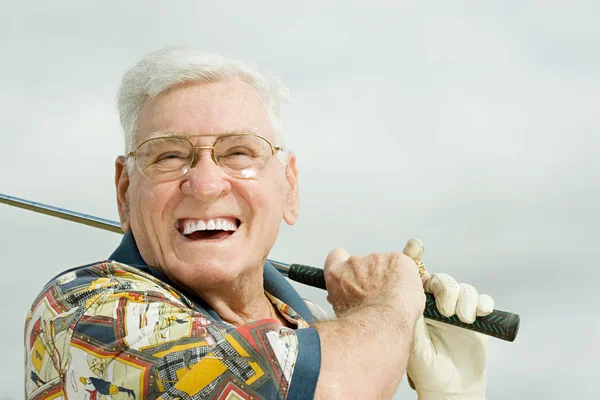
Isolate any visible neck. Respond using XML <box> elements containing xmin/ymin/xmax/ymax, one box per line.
<box><xmin>202</xmin><ymin>273</ymin><xmax>271</xmax><ymax>327</ymax></box>
<box><xmin>179</xmin><ymin>263</ymin><xmax>278</xmax><ymax>327</ymax></box>
<box><xmin>202</xmin><ymin>275</ymin><xmax>294</xmax><ymax>328</ymax></box>
<box><xmin>160</xmin><ymin>261</ymin><xmax>292</xmax><ymax>328</ymax></box>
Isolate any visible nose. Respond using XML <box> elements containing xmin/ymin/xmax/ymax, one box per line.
<box><xmin>181</xmin><ymin>152</ymin><xmax>231</xmax><ymax>201</ymax></box>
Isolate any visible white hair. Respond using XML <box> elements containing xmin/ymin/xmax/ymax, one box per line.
<box><xmin>117</xmin><ymin>46</ymin><xmax>290</xmax><ymax>169</ymax></box>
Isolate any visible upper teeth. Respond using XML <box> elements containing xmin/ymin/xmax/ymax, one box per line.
<box><xmin>182</xmin><ymin>218</ymin><xmax>238</xmax><ymax>235</ymax></box>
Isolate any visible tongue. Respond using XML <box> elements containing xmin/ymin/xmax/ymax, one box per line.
<box><xmin>186</xmin><ymin>230</ymin><xmax>233</xmax><ymax>240</ymax></box>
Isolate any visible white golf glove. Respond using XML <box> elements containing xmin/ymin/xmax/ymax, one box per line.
<box><xmin>406</xmin><ymin>273</ymin><xmax>494</xmax><ymax>400</ymax></box>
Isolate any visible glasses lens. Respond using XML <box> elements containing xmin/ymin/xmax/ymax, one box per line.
<box><xmin>214</xmin><ymin>135</ymin><xmax>273</xmax><ymax>179</ymax></box>
<box><xmin>136</xmin><ymin>137</ymin><xmax>193</xmax><ymax>181</ymax></box>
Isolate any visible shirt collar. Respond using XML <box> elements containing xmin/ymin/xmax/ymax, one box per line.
<box><xmin>108</xmin><ymin>231</ymin><xmax>316</xmax><ymax>323</ymax></box>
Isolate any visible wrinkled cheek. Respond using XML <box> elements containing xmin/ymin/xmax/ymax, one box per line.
<box><xmin>258</xmin><ymin>193</ymin><xmax>287</xmax><ymax>242</ymax></box>
<box><xmin>131</xmin><ymin>185</ymin><xmax>171</xmax><ymax>267</ymax></box>
<box><xmin>131</xmin><ymin>184</ymin><xmax>170</xmax><ymax>238</ymax></box>
<box><xmin>132</xmin><ymin>186</ymin><xmax>156</xmax><ymax>228</ymax></box>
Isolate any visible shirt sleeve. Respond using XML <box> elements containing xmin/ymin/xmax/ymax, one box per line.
<box><xmin>24</xmin><ymin>262</ymin><xmax>321</xmax><ymax>400</ymax></box>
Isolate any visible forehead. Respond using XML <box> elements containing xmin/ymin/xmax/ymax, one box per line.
<box><xmin>135</xmin><ymin>79</ymin><xmax>274</xmax><ymax>146</ymax></box>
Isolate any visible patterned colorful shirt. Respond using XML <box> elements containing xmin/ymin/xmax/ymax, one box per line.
<box><xmin>24</xmin><ymin>232</ymin><xmax>321</xmax><ymax>399</ymax></box>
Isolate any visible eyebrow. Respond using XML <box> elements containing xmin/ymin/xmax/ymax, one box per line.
<box><xmin>142</xmin><ymin>129</ymin><xmax>260</xmax><ymax>141</ymax></box>
<box><xmin>132</xmin><ymin>129</ymin><xmax>263</xmax><ymax>149</ymax></box>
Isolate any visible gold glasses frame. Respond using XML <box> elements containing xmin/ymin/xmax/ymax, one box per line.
<box><xmin>126</xmin><ymin>132</ymin><xmax>283</xmax><ymax>181</ymax></box>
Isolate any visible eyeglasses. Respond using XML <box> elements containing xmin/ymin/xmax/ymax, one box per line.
<box><xmin>127</xmin><ymin>133</ymin><xmax>282</xmax><ymax>182</ymax></box>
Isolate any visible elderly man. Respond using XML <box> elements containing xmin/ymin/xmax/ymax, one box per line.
<box><xmin>25</xmin><ymin>47</ymin><xmax>493</xmax><ymax>399</ymax></box>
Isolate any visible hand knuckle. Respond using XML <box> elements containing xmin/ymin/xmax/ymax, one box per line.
<box><xmin>368</xmin><ymin>252</ymin><xmax>383</xmax><ymax>263</ymax></box>
<box><xmin>390</xmin><ymin>251</ymin><xmax>412</xmax><ymax>265</ymax></box>
<box><xmin>324</xmin><ymin>265</ymin><xmax>340</xmax><ymax>280</ymax></box>
<box><xmin>346</xmin><ymin>255</ymin><xmax>360</xmax><ymax>267</ymax></box>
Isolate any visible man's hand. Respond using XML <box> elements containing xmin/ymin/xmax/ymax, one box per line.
<box><xmin>407</xmin><ymin>273</ymin><xmax>494</xmax><ymax>400</ymax></box>
<box><xmin>324</xmin><ymin>248</ymin><xmax>426</xmax><ymax>320</ymax></box>
<box><xmin>313</xmin><ymin>249</ymin><xmax>426</xmax><ymax>399</ymax></box>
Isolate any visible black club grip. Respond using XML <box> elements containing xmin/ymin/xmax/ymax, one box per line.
<box><xmin>288</xmin><ymin>263</ymin><xmax>327</xmax><ymax>290</ymax></box>
<box><xmin>423</xmin><ymin>293</ymin><xmax>519</xmax><ymax>341</ymax></box>
<box><xmin>288</xmin><ymin>263</ymin><xmax>519</xmax><ymax>342</ymax></box>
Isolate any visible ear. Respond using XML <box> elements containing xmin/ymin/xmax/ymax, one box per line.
<box><xmin>115</xmin><ymin>156</ymin><xmax>131</xmax><ymax>232</ymax></box>
<box><xmin>282</xmin><ymin>152</ymin><xmax>299</xmax><ymax>225</ymax></box>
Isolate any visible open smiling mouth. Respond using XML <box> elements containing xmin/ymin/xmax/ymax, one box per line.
<box><xmin>176</xmin><ymin>217</ymin><xmax>240</xmax><ymax>241</ymax></box>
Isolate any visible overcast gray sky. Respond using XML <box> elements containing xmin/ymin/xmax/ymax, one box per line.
<box><xmin>0</xmin><ymin>1</ymin><xmax>598</xmax><ymax>398</ymax></box>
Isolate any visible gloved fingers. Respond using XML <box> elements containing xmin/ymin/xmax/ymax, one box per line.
<box><xmin>424</xmin><ymin>273</ymin><xmax>460</xmax><ymax>318</ymax></box>
<box><xmin>476</xmin><ymin>293</ymin><xmax>494</xmax><ymax>317</ymax></box>
<box><xmin>456</xmin><ymin>283</ymin><xmax>479</xmax><ymax>323</ymax></box>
